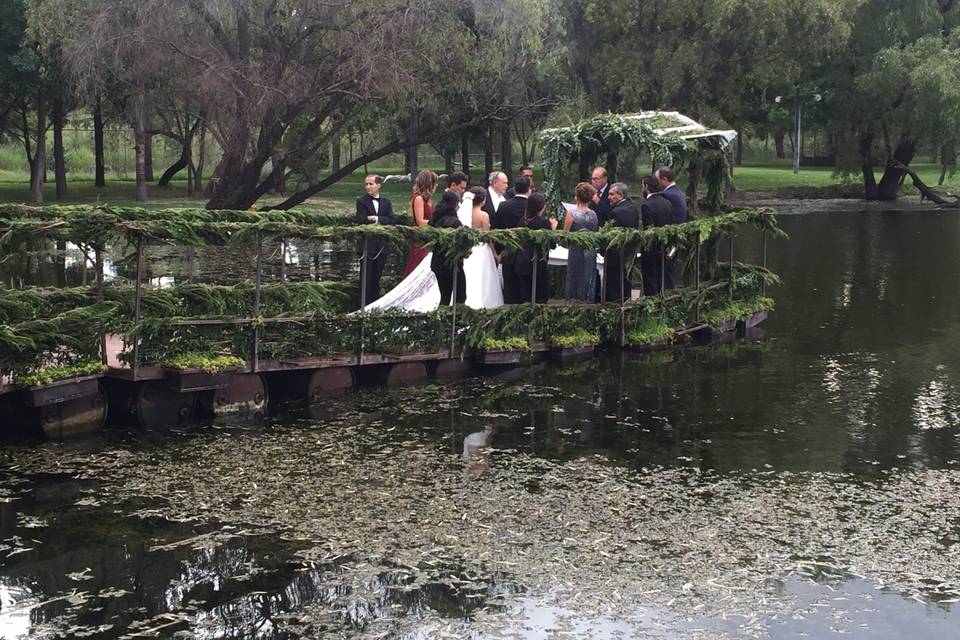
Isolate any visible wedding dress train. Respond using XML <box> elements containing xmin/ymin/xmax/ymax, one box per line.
<box><xmin>364</xmin><ymin>192</ymin><xmax>503</xmax><ymax>311</ymax></box>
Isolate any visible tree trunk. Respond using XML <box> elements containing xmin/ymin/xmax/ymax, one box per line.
<box><xmin>443</xmin><ymin>149</ymin><xmax>455</xmax><ymax>175</ymax></box>
<box><xmin>461</xmin><ymin>133</ymin><xmax>470</xmax><ymax>177</ymax></box>
<box><xmin>52</xmin><ymin>97</ymin><xmax>68</xmax><ymax>199</ymax></box>
<box><xmin>331</xmin><ymin>135</ymin><xmax>341</xmax><ymax>172</ymax></box>
<box><xmin>31</xmin><ymin>101</ymin><xmax>47</xmax><ymax>204</ymax></box>
<box><xmin>876</xmin><ymin>138</ymin><xmax>916</xmax><ymax>201</ymax></box>
<box><xmin>774</xmin><ymin>132</ymin><xmax>786</xmax><ymax>159</ymax></box>
<box><xmin>499</xmin><ymin>125</ymin><xmax>512</xmax><ymax>182</ymax></box>
<box><xmin>158</xmin><ymin>154</ymin><xmax>189</xmax><ymax>187</ymax></box>
<box><xmin>94</xmin><ymin>94</ymin><xmax>106</xmax><ymax>187</ymax></box>
<box><xmin>484</xmin><ymin>128</ymin><xmax>494</xmax><ymax>180</ymax></box>
<box><xmin>892</xmin><ymin>160</ymin><xmax>960</xmax><ymax>207</ymax></box>
<box><xmin>143</xmin><ymin>131</ymin><xmax>154</xmax><ymax>182</ymax></box>
<box><xmin>267</xmin><ymin>138</ymin><xmax>405</xmax><ymax>210</ymax></box>
<box><xmin>859</xmin><ymin>132</ymin><xmax>878</xmax><ymax>201</ymax></box>
<box><xmin>158</xmin><ymin>119</ymin><xmax>199</xmax><ymax>187</ymax></box>
<box><xmin>405</xmin><ymin>145</ymin><xmax>418</xmax><ymax>176</ymax></box>
<box><xmin>735</xmin><ymin>133</ymin><xmax>743</xmax><ymax>166</ymax></box>
<box><xmin>939</xmin><ymin>141</ymin><xmax>955</xmax><ymax>186</ymax></box>
<box><xmin>21</xmin><ymin>103</ymin><xmax>34</xmax><ymax>187</ymax></box>
<box><xmin>133</xmin><ymin>102</ymin><xmax>149</xmax><ymax>202</ymax></box>
<box><xmin>194</xmin><ymin>122</ymin><xmax>206</xmax><ymax>193</ymax></box>
<box><xmin>272</xmin><ymin>155</ymin><xmax>285</xmax><ymax>195</ymax></box>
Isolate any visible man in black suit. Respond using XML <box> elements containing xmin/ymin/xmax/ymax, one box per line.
<box><xmin>355</xmin><ymin>174</ymin><xmax>396</xmax><ymax>304</ymax></box>
<box><xmin>603</xmin><ymin>182</ymin><xmax>640</xmax><ymax>302</ymax></box>
<box><xmin>495</xmin><ymin>176</ymin><xmax>531</xmax><ymax>304</ymax></box>
<box><xmin>445</xmin><ymin>171</ymin><xmax>468</xmax><ymax>198</ymax></box>
<box><xmin>589</xmin><ymin>166</ymin><xmax>612</xmax><ymax>226</ymax></box>
<box><xmin>639</xmin><ymin>175</ymin><xmax>675</xmax><ymax>295</ymax></box>
<box><xmin>655</xmin><ymin>166</ymin><xmax>687</xmax><ymax>224</ymax></box>
<box><xmin>482</xmin><ymin>171</ymin><xmax>508</xmax><ymax>223</ymax></box>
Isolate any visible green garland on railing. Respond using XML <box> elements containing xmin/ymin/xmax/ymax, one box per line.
<box><xmin>0</xmin><ymin>205</ymin><xmax>784</xmax><ymax>259</ymax></box>
<box><xmin>0</xmin><ymin>301</ymin><xmax>117</xmax><ymax>377</ymax></box>
<box><xmin>0</xmin><ymin>281</ymin><xmax>355</xmax><ymax>326</ymax></box>
<box><xmin>1</xmin><ymin>204</ymin><xmax>781</xmax><ymax>382</ymax></box>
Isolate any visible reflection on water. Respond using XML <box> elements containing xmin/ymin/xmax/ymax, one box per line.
<box><xmin>3</xmin><ymin>207</ymin><xmax>960</xmax><ymax>637</ymax></box>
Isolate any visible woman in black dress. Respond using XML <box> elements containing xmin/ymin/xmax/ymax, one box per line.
<box><xmin>429</xmin><ymin>191</ymin><xmax>467</xmax><ymax>305</ymax></box>
<box><xmin>516</xmin><ymin>193</ymin><xmax>558</xmax><ymax>303</ymax></box>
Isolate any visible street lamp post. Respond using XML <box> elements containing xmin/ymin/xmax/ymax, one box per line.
<box><xmin>775</xmin><ymin>86</ymin><xmax>822</xmax><ymax>174</ymax></box>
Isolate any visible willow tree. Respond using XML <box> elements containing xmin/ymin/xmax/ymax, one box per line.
<box><xmin>553</xmin><ymin>0</ymin><xmax>858</xmax><ymax>151</ymax></box>
<box><xmin>828</xmin><ymin>0</ymin><xmax>960</xmax><ymax>200</ymax></box>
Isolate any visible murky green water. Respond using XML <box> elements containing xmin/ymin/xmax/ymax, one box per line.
<box><xmin>3</xmin><ymin>205</ymin><xmax>960</xmax><ymax>638</ymax></box>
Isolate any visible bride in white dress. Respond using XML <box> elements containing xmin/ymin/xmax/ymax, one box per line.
<box><xmin>365</xmin><ymin>187</ymin><xmax>503</xmax><ymax>312</ymax></box>
<box><xmin>460</xmin><ymin>187</ymin><xmax>504</xmax><ymax>309</ymax></box>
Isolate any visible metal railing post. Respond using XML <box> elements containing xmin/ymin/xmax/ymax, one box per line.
<box><xmin>450</xmin><ymin>261</ymin><xmax>459</xmax><ymax>355</ymax></box>
<box><xmin>600</xmin><ymin>249</ymin><xmax>608</xmax><ymax>303</ymax></box>
<box><xmin>728</xmin><ymin>234</ymin><xmax>735</xmax><ymax>301</ymax></box>
<box><xmin>761</xmin><ymin>220</ymin><xmax>768</xmax><ymax>297</ymax></box>
<box><xmin>253</xmin><ymin>233</ymin><xmax>263</xmax><ymax>373</ymax></box>
<box><xmin>132</xmin><ymin>236</ymin><xmax>144</xmax><ymax>380</ymax></box>
<box><xmin>359</xmin><ymin>237</ymin><xmax>369</xmax><ymax>310</ymax></box>
<box><xmin>185</xmin><ymin>247</ymin><xmax>195</xmax><ymax>284</ymax></box>
<box><xmin>619</xmin><ymin>273</ymin><xmax>626</xmax><ymax>347</ymax></box>
<box><xmin>96</xmin><ymin>246</ymin><xmax>107</xmax><ymax>365</ymax></box>
<box><xmin>280</xmin><ymin>238</ymin><xmax>288</xmax><ymax>283</ymax></box>
<box><xmin>530</xmin><ymin>248</ymin><xmax>538</xmax><ymax>305</ymax></box>
<box><xmin>695</xmin><ymin>242</ymin><xmax>701</xmax><ymax>322</ymax></box>
<box><xmin>358</xmin><ymin>237</ymin><xmax>368</xmax><ymax>365</ymax></box>
<box><xmin>659</xmin><ymin>249</ymin><xmax>666</xmax><ymax>321</ymax></box>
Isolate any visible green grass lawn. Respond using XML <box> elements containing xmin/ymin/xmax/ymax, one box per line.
<box><xmin>1</xmin><ymin>161</ymin><xmax>957</xmax><ymax>211</ymax></box>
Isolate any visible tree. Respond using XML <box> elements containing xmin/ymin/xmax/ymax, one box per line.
<box><xmin>828</xmin><ymin>0</ymin><xmax>960</xmax><ymax>199</ymax></box>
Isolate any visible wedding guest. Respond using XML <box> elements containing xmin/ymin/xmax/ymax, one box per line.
<box><xmin>640</xmin><ymin>175</ymin><xmax>676</xmax><ymax>295</ymax></box>
<box><xmin>429</xmin><ymin>191</ymin><xmax>467</xmax><ymax>305</ymax></box>
<box><xmin>402</xmin><ymin>169</ymin><xmax>438</xmax><ymax>277</ymax></box>
<box><xmin>517</xmin><ymin>192</ymin><xmax>557</xmax><ymax>303</ymax></box>
<box><xmin>356</xmin><ymin>174</ymin><xmax>397</xmax><ymax>302</ymax></box>
<box><xmin>496</xmin><ymin>176</ymin><xmax>531</xmax><ymax>303</ymax></box>
<box><xmin>506</xmin><ymin>166</ymin><xmax>536</xmax><ymax>197</ymax></box>
<box><xmin>564</xmin><ymin>182</ymin><xmax>599</xmax><ymax>302</ymax></box>
<box><xmin>604</xmin><ymin>182</ymin><xmax>640</xmax><ymax>302</ymax></box>
<box><xmin>483</xmin><ymin>171</ymin><xmax>508</xmax><ymax>222</ymax></box>
<box><xmin>656</xmin><ymin>165</ymin><xmax>687</xmax><ymax>224</ymax></box>
<box><xmin>589</xmin><ymin>166</ymin><xmax>612</xmax><ymax>226</ymax></box>
<box><xmin>521</xmin><ymin>165</ymin><xmax>535</xmax><ymax>192</ymax></box>
<box><xmin>446</xmin><ymin>171</ymin><xmax>468</xmax><ymax>198</ymax></box>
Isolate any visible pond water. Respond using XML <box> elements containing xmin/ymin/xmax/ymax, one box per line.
<box><xmin>2</xmin><ymin>204</ymin><xmax>960</xmax><ymax>638</ymax></box>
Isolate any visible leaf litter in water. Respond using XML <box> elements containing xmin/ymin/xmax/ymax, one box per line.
<box><xmin>2</xmin><ymin>386</ymin><xmax>960</xmax><ymax>638</ymax></box>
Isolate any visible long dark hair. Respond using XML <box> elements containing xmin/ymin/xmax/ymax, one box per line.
<box><xmin>428</xmin><ymin>191</ymin><xmax>462</xmax><ymax>226</ymax></box>
<box><xmin>468</xmin><ymin>186</ymin><xmax>486</xmax><ymax>207</ymax></box>
<box><xmin>524</xmin><ymin>193</ymin><xmax>547</xmax><ymax>224</ymax></box>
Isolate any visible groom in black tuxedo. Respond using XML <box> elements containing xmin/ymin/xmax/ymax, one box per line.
<box><xmin>495</xmin><ymin>176</ymin><xmax>530</xmax><ymax>304</ymax></box>
<box><xmin>356</xmin><ymin>174</ymin><xmax>396</xmax><ymax>303</ymax></box>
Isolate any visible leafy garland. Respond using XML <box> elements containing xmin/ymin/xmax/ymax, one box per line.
<box><xmin>0</xmin><ymin>204</ymin><xmax>782</xmax><ymax>258</ymax></box>
<box><xmin>538</xmin><ymin>113</ymin><xmax>697</xmax><ymax>214</ymax></box>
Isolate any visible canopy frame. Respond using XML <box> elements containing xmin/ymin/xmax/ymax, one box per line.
<box><xmin>538</xmin><ymin>112</ymin><xmax>738</xmax><ymax>216</ymax></box>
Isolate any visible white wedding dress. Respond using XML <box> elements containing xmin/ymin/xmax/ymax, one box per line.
<box><xmin>364</xmin><ymin>191</ymin><xmax>503</xmax><ymax>311</ymax></box>
<box><xmin>459</xmin><ymin>192</ymin><xmax>504</xmax><ymax>309</ymax></box>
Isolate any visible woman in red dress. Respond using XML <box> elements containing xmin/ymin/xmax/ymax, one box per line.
<box><xmin>401</xmin><ymin>169</ymin><xmax>438</xmax><ymax>276</ymax></box>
